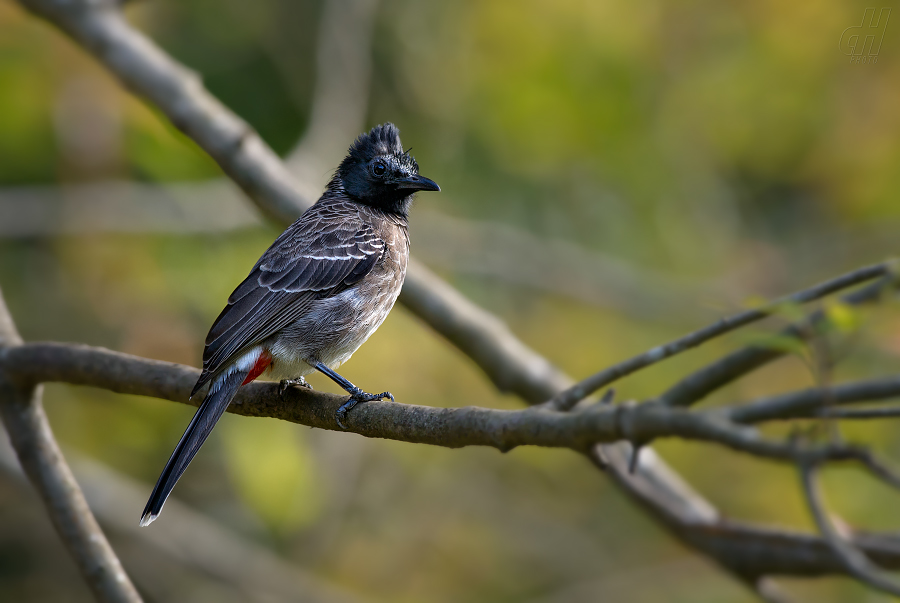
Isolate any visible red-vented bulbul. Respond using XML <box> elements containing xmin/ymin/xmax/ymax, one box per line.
<box><xmin>141</xmin><ymin>123</ymin><xmax>439</xmax><ymax>526</ymax></box>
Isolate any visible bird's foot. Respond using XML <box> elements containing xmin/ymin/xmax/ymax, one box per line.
<box><xmin>279</xmin><ymin>377</ymin><xmax>312</xmax><ymax>399</ymax></box>
<box><xmin>335</xmin><ymin>388</ymin><xmax>394</xmax><ymax>429</ymax></box>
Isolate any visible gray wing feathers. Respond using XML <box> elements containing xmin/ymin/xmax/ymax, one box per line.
<box><xmin>191</xmin><ymin>210</ymin><xmax>384</xmax><ymax>396</ymax></box>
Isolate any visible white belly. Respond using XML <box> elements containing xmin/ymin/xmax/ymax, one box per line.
<box><xmin>262</xmin><ymin>282</ymin><xmax>401</xmax><ymax>381</ymax></box>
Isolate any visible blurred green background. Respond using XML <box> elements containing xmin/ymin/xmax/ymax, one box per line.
<box><xmin>0</xmin><ymin>0</ymin><xmax>899</xmax><ymax>601</ymax></box>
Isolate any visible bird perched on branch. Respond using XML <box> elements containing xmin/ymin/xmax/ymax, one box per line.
<box><xmin>141</xmin><ymin>123</ymin><xmax>439</xmax><ymax>526</ymax></box>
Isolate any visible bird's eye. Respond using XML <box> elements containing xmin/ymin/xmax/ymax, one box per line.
<box><xmin>372</xmin><ymin>162</ymin><xmax>386</xmax><ymax>176</ymax></box>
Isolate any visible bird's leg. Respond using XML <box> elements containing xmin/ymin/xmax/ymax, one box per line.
<box><xmin>314</xmin><ymin>362</ymin><xmax>393</xmax><ymax>429</ymax></box>
<box><xmin>278</xmin><ymin>377</ymin><xmax>312</xmax><ymax>399</ymax></box>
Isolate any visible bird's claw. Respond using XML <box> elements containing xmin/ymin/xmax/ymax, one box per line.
<box><xmin>278</xmin><ymin>377</ymin><xmax>312</xmax><ymax>399</ymax></box>
<box><xmin>335</xmin><ymin>388</ymin><xmax>394</xmax><ymax>429</ymax></box>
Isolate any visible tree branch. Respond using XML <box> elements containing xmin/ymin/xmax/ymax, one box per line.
<box><xmin>800</xmin><ymin>463</ymin><xmax>900</xmax><ymax>596</ymax></box>
<box><xmin>12</xmin><ymin>336</ymin><xmax>900</xmax><ymax>592</ymax></box>
<box><xmin>18</xmin><ymin>0</ymin><xmax>306</xmax><ymax>225</ymax></box>
<box><xmin>3</xmin><ymin>342</ymin><xmax>895</xmax><ymax>476</ymax></box>
<box><xmin>730</xmin><ymin>376</ymin><xmax>900</xmax><ymax>424</ymax></box>
<box><xmin>0</xmin><ymin>290</ymin><xmax>141</xmax><ymax>603</ymax></box>
<box><xmin>0</xmin><ymin>341</ymin><xmax>577</xmax><ymax>449</ymax></box>
<box><xmin>596</xmin><ymin>444</ymin><xmax>900</xmax><ymax>581</ymax></box>
<box><xmin>0</xmin><ymin>342</ymin><xmax>667</xmax><ymax>452</ymax></box>
<box><xmin>549</xmin><ymin>262</ymin><xmax>893</xmax><ymax>410</ymax></box>
<box><xmin>661</xmin><ymin>274</ymin><xmax>898</xmax><ymax>409</ymax></box>
<box><xmin>819</xmin><ymin>406</ymin><xmax>900</xmax><ymax>419</ymax></box>
<box><xmin>0</xmin><ymin>439</ymin><xmax>367</xmax><ymax>603</ymax></box>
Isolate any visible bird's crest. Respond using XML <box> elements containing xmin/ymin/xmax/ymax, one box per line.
<box><xmin>341</xmin><ymin>123</ymin><xmax>418</xmax><ymax>172</ymax></box>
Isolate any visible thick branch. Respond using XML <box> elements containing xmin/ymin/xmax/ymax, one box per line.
<box><xmin>15</xmin><ymin>339</ymin><xmax>900</xmax><ymax>592</ymax></box>
<box><xmin>0</xmin><ymin>291</ymin><xmax>141</xmax><ymax>603</ymax></box>
<box><xmin>597</xmin><ymin>445</ymin><xmax>900</xmax><ymax>581</ymax></box>
<box><xmin>400</xmin><ymin>261</ymin><xmax>571</xmax><ymax>402</ymax></box>
<box><xmin>0</xmin><ymin>342</ymin><xmax>623</xmax><ymax>451</ymax></box>
<box><xmin>676</xmin><ymin>517</ymin><xmax>900</xmax><ymax>578</ymax></box>
<box><xmin>3</xmin><ymin>342</ymin><xmax>892</xmax><ymax>469</ymax></box>
<box><xmin>18</xmin><ymin>0</ymin><xmax>306</xmax><ymax>225</ymax></box>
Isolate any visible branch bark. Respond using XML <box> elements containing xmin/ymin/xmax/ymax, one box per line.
<box><xmin>0</xmin><ymin>289</ymin><xmax>141</xmax><ymax>603</ymax></box>
<box><xmin>730</xmin><ymin>376</ymin><xmax>900</xmax><ymax>424</ymax></box>
<box><xmin>8</xmin><ymin>337</ymin><xmax>900</xmax><ymax>587</ymax></box>
<box><xmin>5</xmin><ymin>341</ymin><xmax>883</xmax><ymax>462</ymax></box>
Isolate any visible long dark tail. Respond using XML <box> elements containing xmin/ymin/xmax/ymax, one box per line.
<box><xmin>140</xmin><ymin>367</ymin><xmax>248</xmax><ymax>526</ymax></box>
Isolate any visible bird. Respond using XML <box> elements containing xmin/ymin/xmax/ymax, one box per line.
<box><xmin>141</xmin><ymin>123</ymin><xmax>439</xmax><ymax>526</ymax></box>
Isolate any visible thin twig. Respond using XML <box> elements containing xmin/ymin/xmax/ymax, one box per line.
<box><xmin>820</xmin><ymin>406</ymin><xmax>900</xmax><ymax>419</ymax></box>
<box><xmin>729</xmin><ymin>375</ymin><xmax>900</xmax><ymax>424</ymax></box>
<box><xmin>549</xmin><ymin>262</ymin><xmax>892</xmax><ymax>410</ymax></box>
<box><xmin>800</xmin><ymin>462</ymin><xmax>900</xmax><ymax>596</ymax></box>
<box><xmin>854</xmin><ymin>453</ymin><xmax>900</xmax><ymax>491</ymax></box>
<box><xmin>661</xmin><ymin>275</ymin><xmax>898</xmax><ymax>408</ymax></box>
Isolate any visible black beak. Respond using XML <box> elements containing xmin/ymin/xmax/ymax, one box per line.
<box><xmin>396</xmin><ymin>174</ymin><xmax>440</xmax><ymax>192</ymax></box>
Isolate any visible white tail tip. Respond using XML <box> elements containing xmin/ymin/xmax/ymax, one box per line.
<box><xmin>139</xmin><ymin>513</ymin><xmax>157</xmax><ymax>527</ymax></box>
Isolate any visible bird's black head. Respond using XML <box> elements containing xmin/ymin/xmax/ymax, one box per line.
<box><xmin>336</xmin><ymin>123</ymin><xmax>440</xmax><ymax>216</ymax></box>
